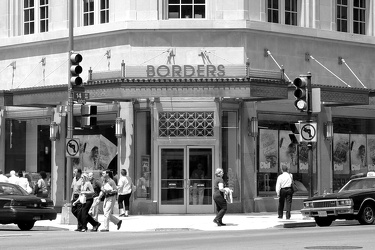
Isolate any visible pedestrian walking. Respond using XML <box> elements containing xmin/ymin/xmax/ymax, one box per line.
<box><xmin>212</xmin><ymin>168</ymin><xmax>227</xmax><ymax>226</ymax></box>
<box><xmin>99</xmin><ymin>170</ymin><xmax>122</xmax><ymax>232</ymax></box>
<box><xmin>71</xmin><ymin>168</ymin><xmax>84</xmax><ymax>231</ymax></box>
<box><xmin>117</xmin><ymin>169</ymin><xmax>134</xmax><ymax>217</ymax></box>
<box><xmin>88</xmin><ymin>172</ymin><xmax>102</xmax><ymax>222</ymax></box>
<box><xmin>72</xmin><ymin>173</ymin><xmax>101</xmax><ymax>232</ymax></box>
<box><xmin>0</xmin><ymin>170</ymin><xmax>8</xmax><ymax>182</ymax></box>
<box><xmin>276</xmin><ymin>165</ymin><xmax>294</xmax><ymax>219</ymax></box>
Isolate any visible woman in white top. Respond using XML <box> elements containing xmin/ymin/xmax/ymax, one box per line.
<box><xmin>17</xmin><ymin>171</ymin><xmax>32</xmax><ymax>194</ymax></box>
<box><xmin>73</xmin><ymin>173</ymin><xmax>100</xmax><ymax>232</ymax></box>
<box><xmin>117</xmin><ymin>169</ymin><xmax>134</xmax><ymax>217</ymax></box>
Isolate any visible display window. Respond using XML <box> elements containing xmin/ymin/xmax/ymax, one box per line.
<box><xmin>332</xmin><ymin>117</ymin><xmax>375</xmax><ymax>191</ymax></box>
<box><xmin>256</xmin><ymin>113</ymin><xmax>316</xmax><ymax>197</ymax></box>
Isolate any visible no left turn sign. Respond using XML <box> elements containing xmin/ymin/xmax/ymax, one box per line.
<box><xmin>66</xmin><ymin>138</ymin><xmax>80</xmax><ymax>157</ymax></box>
<box><xmin>300</xmin><ymin>123</ymin><xmax>317</xmax><ymax>142</ymax></box>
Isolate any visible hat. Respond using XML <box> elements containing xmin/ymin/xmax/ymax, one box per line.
<box><xmin>82</xmin><ymin>173</ymin><xmax>88</xmax><ymax>179</ymax></box>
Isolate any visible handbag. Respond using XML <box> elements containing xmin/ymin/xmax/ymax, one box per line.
<box><xmin>290</xmin><ymin>174</ymin><xmax>298</xmax><ymax>192</ymax></box>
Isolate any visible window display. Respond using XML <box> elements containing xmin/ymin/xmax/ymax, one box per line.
<box><xmin>257</xmin><ymin>113</ymin><xmax>315</xmax><ymax>196</ymax></box>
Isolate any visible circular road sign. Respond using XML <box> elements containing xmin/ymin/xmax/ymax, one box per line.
<box><xmin>301</xmin><ymin>123</ymin><xmax>317</xmax><ymax>142</ymax></box>
<box><xmin>66</xmin><ymin>138</ymin><xmax>80</xmax><ymax>157</ymax></box>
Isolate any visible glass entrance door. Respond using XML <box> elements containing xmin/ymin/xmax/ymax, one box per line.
<box><xmin>159</xmin><ymin>146</ymin><xmax>214</xmax><ymax>213</ymax></box>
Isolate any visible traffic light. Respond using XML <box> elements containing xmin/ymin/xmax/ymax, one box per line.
<box><xmin>292</xmin><ymin>76</ymin><xmax>308</xmax><ymax>112</ymax></box>
<box><xmin>70</xmin><ymin>52</ymin><xmax>83</xmax><ymax>91</ymax></box>
<box><xmin>289</xmin><ymin>122</ymin><xmax>301</xmax><ymax>144</ymax></box>
<box><xmin>81</xmin><ymin>105</ymin><xmax>97</xmax><ymax>128</ymax></box>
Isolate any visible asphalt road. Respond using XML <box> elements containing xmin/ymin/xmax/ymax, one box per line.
<box><xmin>1</xmin><ymin>223</ymin><xmax>374</xmax><ymax>250</ymax></box>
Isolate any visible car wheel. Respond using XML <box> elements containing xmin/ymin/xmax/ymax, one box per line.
<box><xmin>17</xmin><ymin>221</ymin><xmax>35</xmax><ymax>231</ymax></box>
<box><xmin>314</xmin><ymin>217</ymin><xmax>333</xmax><ymax>227</ymax></box>
<box><xmin>358</xmin><ymin>204</ymin><xmax>375</xmax><ymax>225</ymax></box>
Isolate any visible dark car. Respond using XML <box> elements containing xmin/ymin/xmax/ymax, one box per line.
<box><xmin>301</xmin><ymin>175</ymin><xmax>375</xmax><ymax>227</ymax></box>
<box><xmin>0</xmin><ymin>182</ymin><xmax>57</xmax><ymax>230</ymax></box>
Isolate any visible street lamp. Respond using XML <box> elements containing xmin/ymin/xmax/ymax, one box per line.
<box><xmin>115</xmin><ymin>117</ymin><xmax>125</xmax><ymax>138</ymax></box>
<box><xmin>248</xmin><ymin>117</ymin><xmax>258</xmax><ymax>137</ymax></box>
<box><xmin>50</xmin><ymin>122</ymin><xmax>59</xmax><ymax>141</ymax></box>
<box><xmin>324</xmin><ymin>121</ymin><xmax>334</xmax><ymax>141</ymax></box>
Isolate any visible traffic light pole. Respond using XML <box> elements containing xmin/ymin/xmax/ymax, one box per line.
<box><xmin>306</xmin><ymin>73</ymin><xmax>314</xmax><ymax>198</ymax></box>
<box><xmin>66</xmin><ymin>0</ymin><xmax>74</xmax><ymax>202</ymax></box>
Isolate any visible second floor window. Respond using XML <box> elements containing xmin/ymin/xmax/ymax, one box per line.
<box><xmin>267</xmin><ymin>0</ymin><xmax>279</xmax><ymax>23</ymax></box>
<box><xmin>285</xmin><ymin>0</ymin><xmax>297</xmax><ymax>25</ymax></box>
<box><xmin>353</xmin><ymin>0</ymin><xmax>366</xmax><ymax>34</ymax></box>
<box><xmin>267</xmin><ymin>0</ymin><xmax>298</xmax><ymax>26</ymax></box>
<box><xmin>83</xmin><ymin>0</ymin><xmax>94</xmax><ymax>26</ymax></box>
<box><xmin>24</xmin><ymin>0</ymin><xmax>35</xmax><ymax>35</ymax></box>
<box><xmin>168</xmin><ymin>0</ymin><xmax>205</xmax><ymax>19</ymax></box>
<box><xmin>40</xmin><ymin>0</ymin><xmax>48</xmax><ymax>32</ymax></box>
<box><xmin>100</xmin><ymin>0</ymin><xmax>109</xmax><ymax>24</ymax></box>
<box><xmin>83</xmin><ymin>0</ymin><xmax>109</xmax><ymax>26</ymax></box>
<box><xmin>337</xmin><ymin>0</ymin><xmax>348</xmax><ymax>32</ymax></box>
<box><xmin>337</xmin><ymin>0</ymin><xmax>366</xmax><ymax>35</ymax></box>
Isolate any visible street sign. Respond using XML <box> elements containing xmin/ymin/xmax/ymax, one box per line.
<box><xmin>73</xmin><ymin>92</ymin><xmax>89</xmax><ymax>104</ymax></box>
<box><xmin>66</xmin><ymin>138</ymin><xmax>80</xmax><ymax>158</ymax></box>
<box><xmin>300</xmin><ymin>122</ymin><xmax>317</xmax><ymax>142</ymax></box>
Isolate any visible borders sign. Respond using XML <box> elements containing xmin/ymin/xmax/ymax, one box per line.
<box><xmin>300</xmin><ymin>122</ymin><xmax>317</xmax><ymax>142</ymax></box>
<box><xmin>66</xmin><ymin>138</ymin><xmax>80</xmax><ymax>158</ymax></box>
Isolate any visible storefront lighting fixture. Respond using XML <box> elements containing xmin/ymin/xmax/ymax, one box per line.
<box><xmin>50</xmin><ymin>122</ymin><xmax>60</xmax><ymax>141</ymax></box>
<box><xmin>324</xmin><ymin>121</ymin><xmax>333</xmax><ymax>141</ymax></box>
<box><xmin>115</xmin><ymin>117</ymin><xmax>125</xmax><ymax>138</ymax></box>
<box><xmin>248</xmin><ymin>117</ymin><xmax>258</xmax><ymax>138</ymax></box>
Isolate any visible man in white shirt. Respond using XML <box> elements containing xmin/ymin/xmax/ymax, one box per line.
<box><xmin>0</xmin><ymin>170</ymin><xmax>8</xmax><ymax>182</ymax></box>
<box><xmin>8</xmin><ymin>170</ymin><xmax>19</xmax><ymax>185</ymax></box>
<box><xmin>275</xmin><ymin>165</ymin><xmax>293</xmax><ymax>220</ymax></box>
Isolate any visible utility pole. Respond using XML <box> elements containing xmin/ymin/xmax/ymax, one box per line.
<box><xmin>306</xmin><ymin>72</ymin><xmax>314</xmax><ymax>198</ymax></box>
<box><xmin>66</xmin><ymin>0</ymin><xmax>74</xmax><ymax>202</ymax></box>
<box><xmin>292</xmin><ymin>73</ymin><xmax>315</xmax><ymax>198</ymax></box>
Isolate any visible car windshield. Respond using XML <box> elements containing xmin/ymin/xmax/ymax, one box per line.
<box><xmin>340</xmin><ymin>178</ymin><xmax>375</xmax><ymax>192</ymax></box>
<box><xmin>0</xmin><ymin>183</ymin><xmax>28</xmax><ymax>196</ymax></box>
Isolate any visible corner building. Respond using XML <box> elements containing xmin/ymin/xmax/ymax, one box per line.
<box><xmin>0</xmin><ymin>0</ymin><xmax>374</xmax><ymax>214</ymax></box>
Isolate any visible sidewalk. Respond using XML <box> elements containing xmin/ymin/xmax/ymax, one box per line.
<box><xmin>34</xmin><ymin>211</ymin><xmax>316</xmax><ymax>232</ymax></box>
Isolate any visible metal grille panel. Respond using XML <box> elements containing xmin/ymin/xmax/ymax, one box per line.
<box><xmin>313</xmin><ymin>200</ymin><xmax>337</xmax><ymax>208</ymax></box>
<box><xmin>159</xmin><ymin>112</ymin><xmax>214</xmax><ymax>137</ymax></box>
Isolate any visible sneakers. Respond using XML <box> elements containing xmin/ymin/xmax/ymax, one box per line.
<box><xmin>117</xmin><ymin>220</ymin><xmax>122</xmax><ymax>230</ymax></box>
